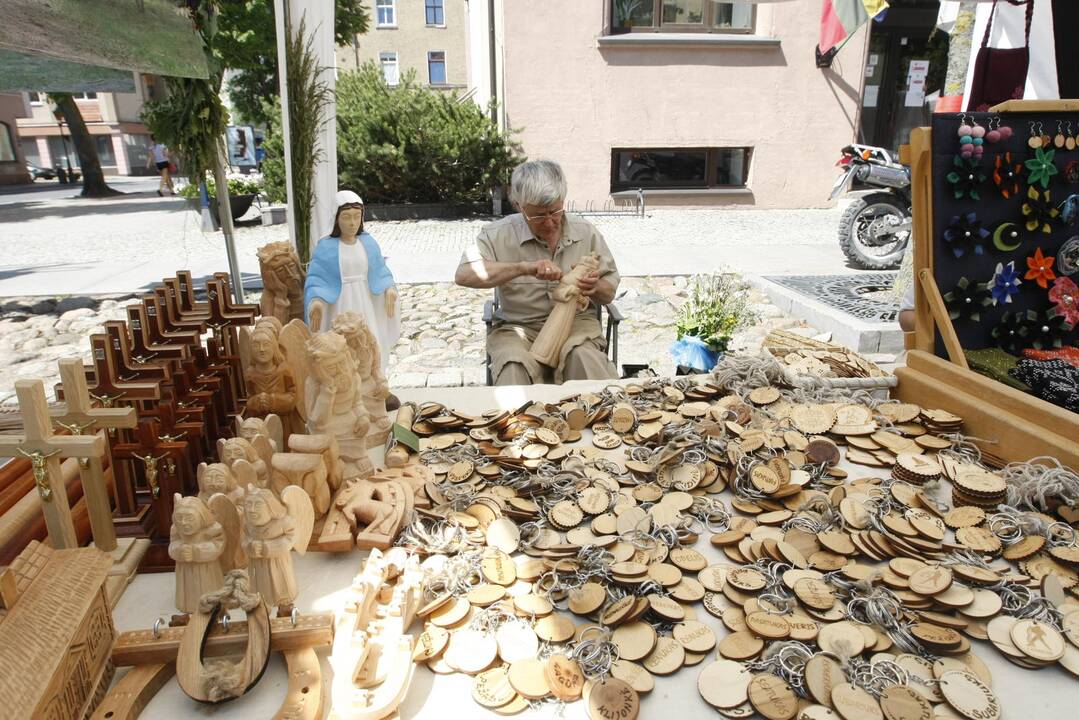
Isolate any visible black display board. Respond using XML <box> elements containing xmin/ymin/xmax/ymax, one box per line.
<box><xmin>930</xmin><ymin>112</ymin><xmax>1079</xmax><ymax>358</ymax></box>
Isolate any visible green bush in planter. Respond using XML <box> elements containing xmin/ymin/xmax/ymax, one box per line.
<box><xmin>178</xmin><ymin>175</ymin><xmax>263</xmax><ymax>199</ymax></box>
<box><xmin>675</xmin><ymin>273</ymin><xmax>759</xmax><ymax>353</ymax></box>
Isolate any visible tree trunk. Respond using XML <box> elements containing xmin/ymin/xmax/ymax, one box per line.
<box><xmin>50</xmin><ymin>93</ymin><xmax>120</xmax><ymax>198</ymax></box>
<box><xmin>944</xmin><ymin>3</ymin><xmax>979</xmax><ymax>96</ymax></box>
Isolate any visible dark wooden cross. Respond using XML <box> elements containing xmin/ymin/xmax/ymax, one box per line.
<box><xmin>126</xmin><ymin>303</ymin><xmax>192</xmax><ymax>361</ymax></box>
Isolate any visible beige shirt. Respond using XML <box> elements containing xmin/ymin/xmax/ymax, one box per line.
<box><xmin>460</xmin><ymin>213</ymin><xmax>621</xmax><ymax>324</ymax></box>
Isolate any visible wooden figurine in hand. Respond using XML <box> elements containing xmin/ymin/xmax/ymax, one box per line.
<box><xmin>241</xmin><ymin>485</ymin><xmax>314</xmax><ymax>614</ymax></box>
<box><xmin>169</xmin><ymin>494</ymin><xmax>225</xmax><ymax>614</ymax></box>
<box><xmin>304</xmin><ymin>191</ymin><xmax>400</xmax><ymax>378</ymax></box>
<box><xmin>331</xmin><ymin>312</ymin><xmax>392</xmax><ymax>447</ymax></box>
<box><xmin>305</xmin><ymin>332</ymin><xmax>373</xmax><ymax>479</ymax></box>
<box><xmin>530</xmin><ymin>252</ymin><xmax>601</xmax><ymax>367</ymax></box>
<box><xmin>243</xmin><ymin>321</ymin><xmax>302</xmax><ymax>442</ymax></box>
<box><xmin>257</xmin><ymin>242</ymin><xmax>306</xmax><ymax>324</ymax></box>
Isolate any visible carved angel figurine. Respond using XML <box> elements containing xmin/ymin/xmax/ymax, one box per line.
<box><xmin>257</xmin><ymin>241</ymin><xmax>306</xmax><ymax>324</ymax></box>
<box><xmin>196</xmin><ymin>462</ymin><xmax>247</xmax><ymax>509</ymax></box>
<box><xmin>244</xmin><ymin>322</ymin><xmax>303</xmax><ymax>444</ymax></box>
<box><xmin>218</xmin><ymin>436</ymin><xmax>273</xmax><ymax>490</ymax></box>
<box><xmin>305</xmin><ymin>332</ymin><xmax>373</xmax><ymax>479</ymax></box>
<box><xmin>331</xmin><ymin>312</ymin><xmax>392</xmax><ymax>447</ymax></box>
<box><xmin>241</xmin><ymin>485</ymin><xmax>314</xmax><ymax>613</ymax></box>
<box><xmin>530</xmin><ymin>252</ymin><xmax>601</xmax><ymax>367</ymax></box>
<box><xmin>235</xmin><ymin>414</ymin><xmax>284</xmax><ymax>453</ymax></box>
<box><xmin>169</xmin><ymin>495</ymin><xmax>226</xmax><ymax>614</ymax></box>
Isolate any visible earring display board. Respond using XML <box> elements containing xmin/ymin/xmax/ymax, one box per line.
<box><xmin>897</xmin><ymin>99</ymin><xmax>1079</xmax><ymax>469</ymax></box>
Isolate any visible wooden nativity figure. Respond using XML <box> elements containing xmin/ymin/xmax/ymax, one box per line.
<box><xmin>331</xmin><ymin>311</ymin><xmax>392</xmax><ymax>447</ymax></box>
<box><xmin>243</xmin><ymin>319</ymin><xmax>303</xmax><ymax>443</ymax></box>
<box><xmin>241</xmin><ymin>484</ymin><xmax>314</xmax><ymax>615</ymax></box>
<box><xmin>530</xmin><ymin>252</ymin><xmax>602</xmax><ymax>367</ymax></box>
<box><xmin>257</xmin><ymin>241</ymin><xmax>306</xmax><ymax>324</ymax></box>
<box><xmin>168</xmin><ymin>494</ymin><xmax>226</xmax><ymax>614</ymax></box>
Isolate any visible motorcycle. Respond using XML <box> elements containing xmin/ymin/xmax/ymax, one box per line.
<box><xmin>830</xmin><ymin>144</ymin><xmax>912</xmax><ymax>270</ymax></box>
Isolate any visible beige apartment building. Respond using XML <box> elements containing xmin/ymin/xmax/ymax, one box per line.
<box><xmin>338</xmin><ymin>0</ymin><xmax>469</xmax><ymax>89</ymax></box>
<box><xmin>0</xmin><ymin>93</ymin><xmax>31</xmax><ymax>185</ymax></box>
<box><xmin>15</xmin><ymin>74</ymin><xmax>167</xmax><ymax>176</ymax></box>
<box><xmin>470</xmin><ymin>0</ymin><xmax>871</xmax><ymax>209</ymax></box>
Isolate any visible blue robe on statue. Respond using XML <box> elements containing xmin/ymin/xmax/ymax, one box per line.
<box><xmin>304</xmin><ymin>233</ymin><xmax>395</xmax><ymax>325</ymax></box>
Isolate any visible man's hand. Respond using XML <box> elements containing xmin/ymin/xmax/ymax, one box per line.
<box><xmin>527</xmin><ymin>260</ymin><xmax>563</xmax><ymax>282</ymax></box>
<box><xmin>576</xmin><ymin>272</ymin><xmax>601</xmax><ymax>297</ymax></box>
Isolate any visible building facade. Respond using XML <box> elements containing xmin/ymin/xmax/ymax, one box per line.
<box><xmin>15</xmin><ymin>74</ymin><xmax>167</xmax><ymax>177</ymax></box>
<box><xmin>0</xmin><ymin>93</ymin><xmax>32</xmax><ymax>185</ymax></box>
<box><xmin>338</xmin><ymin>0</ymin><xmax>470</xmax><ymax>90</ymax></box>
<box><xmin>473</xmin><ymin>0</ymin><xmax>870</xmax><ymax>209</ymax></box>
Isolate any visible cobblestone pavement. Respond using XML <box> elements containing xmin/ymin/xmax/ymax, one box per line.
<box><xmin>0</xmin><ymin>275</ymin><xmax>822</xmax><ymax>405</ymax></box>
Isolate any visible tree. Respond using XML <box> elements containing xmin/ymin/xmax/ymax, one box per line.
<box><xmin>48</xmin><ymin>93</ymin><xmax>120</xmax><ymax>198</ymax></box>
<box><xmin>215</xmin><ymin>0</ymin><xmax>369</xmax><ymax>126</ymax></box>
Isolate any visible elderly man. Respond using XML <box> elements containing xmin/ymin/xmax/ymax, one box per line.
<box><xmin>456</xmin><ymin>160</ymin><xmax>620</xmax><ymax>385</ymax></box>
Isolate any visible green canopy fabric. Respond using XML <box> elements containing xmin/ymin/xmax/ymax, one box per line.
<box><xmin>0</xmin><ymin>50</ymin><xmax>135</xmax><ymax>93</ymax></box>
<box><xmin>0</xmin><ymin>0</ymin><xmax>208</xmax><ymax>81</ymax></box>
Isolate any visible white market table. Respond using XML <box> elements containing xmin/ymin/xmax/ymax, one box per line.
<box><xmin>114</xmin><ymin>379</ymin><xmax>1078</xmax><ymax>719</ymax></box>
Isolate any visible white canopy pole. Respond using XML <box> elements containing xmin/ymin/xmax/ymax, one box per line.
<box><xmin>272</xmin><ymin>0</ymin><xmax>298</xmax><ymax>250</ymax></box>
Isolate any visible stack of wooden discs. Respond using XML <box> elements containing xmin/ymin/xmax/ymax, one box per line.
<box><xmin>919</xmin><ymin>408</ymin><xmax>964</xmax><ymax>435</ymax></box>
<box><xmin>892</xmin><ymin>452</ymin><xmax>943</xmax><ymax>485</ymax></box>
<box><xmin>950</xmin><ymin>465</ymin><xmax>1009</xmax><ymax>509</ymax></box>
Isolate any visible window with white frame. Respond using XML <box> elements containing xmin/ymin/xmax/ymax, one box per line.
<box><xmin>0</xmin><ymin>123</ymin><xmax>15</xmax><ymax>162</ymax></box>
<box><xmin>27</xmin><ymin>92</ymin><xmax>44</xmax><ymax>105</ymax></box>
<box><xmin>379</xmin><ymin>52</ymin><xmax>400</xmax><ymax>86</ymax></box>
<box><xmin>427</xmin><ymin>51</ymin><xmax>447</xmax><ymax>85</ymax></box>
<box><xmin>611</xmin><ymin>0</ymin><xmax>754</xmax><ymax>33</ymax></box>
<box><xmin>425</xmin><ymin>0</ymin><xmax>445</xmax><ymax>26</ymax></box>
<box><xmin>376</xmin><ymin>0</ymin><xmax>396</xmax><ymax>27</ymax></box>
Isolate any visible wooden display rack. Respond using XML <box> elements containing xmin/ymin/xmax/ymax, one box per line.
<box><xmin>895</xmin><ymin>99</ymin><xmax>1079</xmax><ymax>469</ymax></box>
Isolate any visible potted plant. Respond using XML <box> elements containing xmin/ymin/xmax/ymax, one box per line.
<box><xmin>612</xmin><ymin>0</ymin><xmax>641</xmax><ymax>34</ymax></box>
<box><xmin>669</xmin><ymin>273</ymin><xmax>759</xmax><ymax>372</ymax></box>
<box><xmin>180</xmin><ymin>173</ymin><xmax>263</xmax><ymax>225</ymax></box>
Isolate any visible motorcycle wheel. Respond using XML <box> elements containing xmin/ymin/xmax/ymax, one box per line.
<box><xmin>838</xmin><ymin>193</ymin><xmax>910</xmax><ymax>270</ymax></box>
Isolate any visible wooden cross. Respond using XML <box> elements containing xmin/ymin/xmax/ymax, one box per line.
<box><xmin>125</xmin><ymin>303</ymin><xmax>191</xmax><ymax>361</ymax></box>
<box><xmin>175</xmin><ymin>270</ymin><xmax>213</xmax><ymax>316</ymax></box>
<box><xmin>153</xmin><ymin>286</ymin><xmax>207</xmax><ymax>334</ymax></box>
<box><xmin>141</xmin><ymin>294</ymin><xmax>201</xmax><ymax>348</ymax></box>
<box><xmin>0</xmin><ymin>380</ymin><xmax>106</xmax><ymax>549</ymax></box>
<box><xmin>51</xmin><ymin>358</ymin><xmax>137</xmax><ymax>552</ymax></box>
<box><xmin>112</xmin><ymin>420</ymin><xmax>190</xmax><ymax>556</ymax></box>
<box><xmin>160</xmin><ymin>278</ymin><xmax>211</xmax><ymax>324</ymax></box>
<box><xmin>85</xmin><ymin>333</ymin><xmax>163</xmax><ymax>410</ymax></box>
<box><xmin>103</xmin><ymin>322</ymin><xmax>174</xmax><ymax>383</ymax></box>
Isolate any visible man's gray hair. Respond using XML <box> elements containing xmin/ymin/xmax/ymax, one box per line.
<box><xmin>510</xmin><ymin>160</ymin><xmax>568</xmax><ymax>208</ymax></box>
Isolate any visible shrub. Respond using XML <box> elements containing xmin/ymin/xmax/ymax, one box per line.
<box><xmin>675</xmin><ymin>274</ymin><xmax>760</xmax><ymax>352</ymax></box>
<box><xmin>177</xmin><ymin>174</ymin><xmax>263</xmax><ymax>199</ymax></box>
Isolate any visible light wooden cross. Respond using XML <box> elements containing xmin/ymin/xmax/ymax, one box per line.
<box><xmin>51</xmin><ymin>358</ymin><xmax>137</xmax><ymax>552</ymax></box>
<box><xmin>0</xmin><ymin>379</ymin><xmax>105</xmax><ymax>549</ymax></box>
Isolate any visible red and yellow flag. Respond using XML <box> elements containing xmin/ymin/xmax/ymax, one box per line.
<box><xmin>819</xmin><ymin>0</ymin><xmax>889</xmax><ymax>54</ymax></box>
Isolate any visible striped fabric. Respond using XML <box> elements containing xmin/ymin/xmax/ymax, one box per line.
<box><xmin>819</xmin><ymin>0</ymin><xmax>890</xmax><ymax>53</ymax></box>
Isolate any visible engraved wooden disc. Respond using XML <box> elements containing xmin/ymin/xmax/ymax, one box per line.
<box><xmin>718</xmin><ymin>631</ymin><xmax>764</xmax><ymax>660</ymax></box>
<box><xmin>831</xmin><ymin>682</ymin><xmax>884</xmax><ymax>720</ymax></box>
<box><xmin>699</xmin><ymin>564</ymin><xmax>729</xmax><ymax>592</ymax></box>
<box><xmin>613</xmin><ymin>621</ymin><xmax>658</xmax><ymax>662</ymax></box>
<box><xmin>669</xmin><ymin>546</ymin><xmax>707</xmax><ymax>572</ymax></box>
<box><xmin>647</xmin><ymin>593</ymin><xmax>686</xmax><ymax>621</ymax></box>
<box><xmin>937</xmin><ymin>670</ymin><xmax>1001</xmax><ymax>720</ymax></box>
<box><xmin>795</xmin><ymin>577</ymin><xmax>836</xmax><ymax>610</ymax></box>
<box><xmin>544</xmin><ymin>654</ymin><xmax>585</xmax><ymax>701</ymax></box>
<box><xmin>1063</xmin><ymin>609</ymin><xmax>1079</xmax><ymax>647</ymax></box>
<box><xmin>587</xmin><ymin>677</ymin><xmax>639</xmax><ymax>720</ymax></box>
<box><xmin>482</xmin><ymin>550</ymin><xmax>518</xmax><ymax>586</ymax></box>
<box><xmin>908</xmin><ymin>565</ymin><xmax>953</xmax><ymax>596</ymax></box>
<box><xmin>805</xmin><ymin>654</ymin><xmax>844</xmax><ymax>707</ymax></box>
<box><xmin>602</xmin><ymin>595</ymin><xmax>636</xmax><ymax>626</ymax></box>
<box><xmin>612</xmin><ymin>659</ymin><xmax>654</xmax><ymax>693</ymax></box>
<box><xmin>747</xmin><ymin>673</ymin><xmax>799</xmax><ymax>720</ymax></box>
<box><xmin>508</xmin><ymin>658</ymin><xmax>552</xmax><ymax>699</ymax></box>
<box><xmin>1009</xmin><ymin>618</ymin><xmax>1066</xmax><ymax>662</ymax></box>
<box><xmin>643</xmin><ymin>635</ymin><xmax>685</xmax><ymax>675</ymax></box>
<box><xmin>592</xmin><ymin>432</ymin><xmax>622</xmax><ymax>450</ymax></box>
<box><xmin>745</xmin><ymin>611</ymin><xmax>791</xmax><ymax>639</ymax></box>
<box><xmin>568</xmin><ymin>581</ymin><xmax>607</xmax><ymax>615</ymax></box>
<box><xmin>468</xmin><ymin>583</ymin><xmax>508</xmax><ymax>607</ymax></box>
<box><xmin>412</xmin><ymin>625</ymin><xmax>450</xmax><ymax>661</ymax></box>
<box><xmin>727</xmin><ymin>566</ymin><xmax>768</xmax><ymax>592</ymax></box>
<box><xmin>473</xmin><ymin>665</ymin><xmax>517</xmax><ymax>708</ymax></box>
<box><xmin>673</xmin><ymin>619</ymin><xmax>717</xmax><ymax>653</ymax></box>
<box><xmin>817</xmin><ymin>621</ymin><xmax>867</xmax><ymax>657</ymax></box>
<box><xmin>535</xmin><ymin>613</ymin><xmax>575</xmax><ymax>643</ymax></box>
<box><xmin>429</xmin><ymin>597</ymin><xmax>470</xmax><ymax>628</ymax></box>
<box><xmin>698</xmin><ymin>659</ymin><xmax>752</xmax><ymax>709</ymax></box>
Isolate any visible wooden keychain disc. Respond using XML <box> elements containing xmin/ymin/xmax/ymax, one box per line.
<box><xmin>719</xmin><ymin>631</ymin><xmax>765</xmax><ymax>660</ymax></box>
<box><xmin>568</xmin><ymin>582</ymin><xmax>607</xmax><ymax>615</ymax></box>
<box><xmin>748</xmin><ymin>673</ymin><xmax>799</xmax><ymax>720</ymax></box>
<box><xmin>544</xmin><ymin>654</ymin><xmax>585</xmax><ymax>702</ymax></box>
<box><xmin>673</xmin><ymin>620</ymin><xmax>717</xmax><ymax>653</ymax></box>
<box><xmin>473</xmin><ymin>665</ymin><xmax>517</xmax><ymax>708</ymax></box>
<box><xmin>805</xmin><ymin>654</ymin><xmax>845</xmax><ymax>707</ymax></box>
<box><xmin>508</xmin><ymin>658</ymin><xmax>552</xmax><ymax>699</ymax></box>
<box><xmin>496</xmin><ymin>621</ymin><xmax>540</xmax><ymax>663</ymax></box>
<box><xmin>611</xmin><ymin>660</ymin><xmax>654</xmax><ymax>694</ymax></box>
<box><xmin>698</xmin><ymin>659</ymin><xmax>753</xmax><ymax>709</ymax></box>
<box><xmin>817</xmin><ymin>621</ymin><xmax>867</xmax><ymax>657</ymax></box>
<box><xmin>612</xmin><ymin>621</ymin><xmax>657</xmax><ymax>662</ymax></box>
<box><xmin>937</xmin><ymin>671</ymin><xmax>1001</xmax><ymax>720</ymax></box>
<box><xmin>446</xmin><ymin>628</ymin><xmax>499</xmax><ymax>674</ymax></box>
<box><xmin>412</xmin><ymin>625</ymin><xmax>450</xmax><ymax>661</ymax></box>
<box><xmin>587</xmin><ymin>677</ymin><xmax>639</xmax><ymax>720</ymax></box>
<box><xmin>643</xmin><ymin>635</ymin><xmax>685</xmax><ymax>676</ymax></box>
<box><xmin>1009</xmin><ymin>618</ymin><xmax>1066</xmax><ymax>662</ymax></box>
<box><xmin>831</xmin><ymin>682</ymin><xmax>884</xmax><ymax>720</ymax></box>
<box><xmin>879</xmin><ymin>685</ymin><xmax>932</xmax><ymax>720</ymax></box>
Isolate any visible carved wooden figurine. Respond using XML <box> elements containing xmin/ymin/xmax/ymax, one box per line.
<box><xmin>257</xmin><ymin>241</ymin><xmax>306</xmax><ymax>324</ymax></box>
<box><xmin>530</xmin><ymin>252</ymin><xmax>601</xmax><ymax>367</ymax></box>
<box><xmin>196</xmin><ymin>462</ymin><xmax>246</xmax><ymax>508</ymax></box>
<box><xmin>244</xmin><ymin>321</ymin><xmax>303</xmax><ymax>444</ymax></box>
<box><xmin>304</xmin><ymin>331</ymin><xmax>373</xmax><ymax>479</ymax></box>
<box><xmin>331</xmin><ymin>312</ymin><xmax>392</xmax><ymax>447</ymax></box>
<box><xmin>236</xmin><ymin>414</ymin><xmax>284</xmax><ymax>453</ymax></box>
<box><xmin>242</xmin><ymin>485</ymin><xmax>314</xmax><ymax>614</ymax></box>
<box><xmin>168</xmin><ymin>494</ymin><xmax>226</xmax><ymax>614</ymax></box>
<box><xmin>334</xmin><ymin>474</ymin><xmax>414</xmax><ymax>550</ymax></box>
<box><xmin>218</xmin><ymin>435</ymin><xmax>273</xmax><ymax>489</ymax></box>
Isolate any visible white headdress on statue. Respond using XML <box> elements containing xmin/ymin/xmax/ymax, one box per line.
<box><xmin>335</xmin><ymin>190</ymin><xmax>363</xmax><ymax>208</ymax></box>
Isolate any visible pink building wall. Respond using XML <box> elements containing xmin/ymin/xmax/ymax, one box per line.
<box><xmin>0</xmin><ymin>93</ymin><xmax>31</xmax><ymax>185</ymax></box>
<box><xmin>500</xmin><ymin>2</ymin><xmax>869</xmax><ymax>209</ymax></box>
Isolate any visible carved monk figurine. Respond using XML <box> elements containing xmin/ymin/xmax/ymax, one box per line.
<box><xmin>169</xmin><ymin>494</ymin><xmax>226</xmax><ymax>614</ymax></box>
<box><xmin>257</xmin><ymin>242</ymin><xmax>306</xmax><ymax>324</ymax></box>
<box><xmin>244</xmin><ymin>322</ymin><xmax>302</xmax><ymax>443</ymax></box>
<box><xmin>242</xmin><ymin>486</ymin><xmax>298</xmax><ymax>611</ymax></box>
<box><xmin>530</xmin><ymin>252</ymin><xmax>602</xmax><ymax>367</ymax></box>
<box><xmin>305</xmin><ymin>332</ymin><xmax>373</xmax><ymax>479</ymax></box>
<box><xmin>331</xmin><ymin>312</ymin><xmax>392</xmax><ymax>447</ymax></box>
<box><xmin>197</xmin><ymin>462</ymin><xmax>246</xmax><ymax>509</ymax></box>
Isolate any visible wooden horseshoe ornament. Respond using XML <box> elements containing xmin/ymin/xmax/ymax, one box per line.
<box><xmin>176</xmin><ymin>569</ymin><xmax>272</xmax><ymax>703</ymax></box>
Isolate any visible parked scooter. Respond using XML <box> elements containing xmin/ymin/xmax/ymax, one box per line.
<box><xmin>830</xmin><ymin>144</ymin><xmax>912</xmax><ymax>270</ymax></box>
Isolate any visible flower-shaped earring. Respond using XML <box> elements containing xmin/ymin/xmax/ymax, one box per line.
<box><xmin>1027</xmin><ymin>310</ymin><xmax>1073</xmax><ymax>351</ymax></box>
<box><xmin>1057</xmin><ymin>236</ymin><xmax>1079</xmax><ymax>276</ymax></box>
<box><xmin>992</xmin><ymin>310</ymin><xmax>1036</xmax><ymax>354</ymax></box>
<box><xmin>946</xmin><ymin>156</ymin><xmax>986</xmax><ymax>200</ymax></box>
<box><xmin>1065</xmin><ymin>160</ymin><xmax>1079</xmax><ymax>186</ymax></box>
<box><xmin>988</xmin><ymin>261</ymin><xmax>1022</xmax><ymax>305</ymax></box>
<box><xmin>1025</xmin><ymin>147</ymin><xmax>1058</xmax><ymax>189</ymax></box>
<box><xmin>993</xmin><ymin>152</ymin><xmax>1024</xmax><ymax>199</ymax></box>
<box><xmin>1049</xmin><ymin>276</ymin><xmax>1079</xmax><ymax>325</ymax></box>
<box><xmin>1025</xmin><ymin>247</ymin><xmax>1057</xmax><ymax>289</ymax></box>
<box><xmin>944</xmin><ymin>277</ymin><xmax>990</xmax><ymax>322</ymax></box>
<box><xmin>943</xmin><ymin>212</ymin><xmax>990</xmax><ymax>258</ymax></box>
<box><xmin>1022</xmin><ymin>187</ymin><xmax>1060</xmax><ymax>234</ymax></box>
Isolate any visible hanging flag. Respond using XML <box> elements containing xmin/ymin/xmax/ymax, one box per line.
<box><xmin>819</xmin><ymin>0</ymin><xmax>890</xmax><ymax>54</ymax></box>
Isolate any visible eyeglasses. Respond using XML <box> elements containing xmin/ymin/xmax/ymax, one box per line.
<box><xmin>522</xmin><ymin>208</ymin><xmax>566</xmax><ymax>223</ymax></box>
